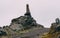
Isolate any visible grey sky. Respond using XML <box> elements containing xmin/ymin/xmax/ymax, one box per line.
<box><xmin>0</xmin><ymin>0</ymin><xmax>60</xmax><ymax>28</ymax></box>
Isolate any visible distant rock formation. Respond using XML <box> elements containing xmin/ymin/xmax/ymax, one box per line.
<box><xmin>0</xmin><ymin>4</ymin><xmax>44</xmax><ymax>38</ymax></box>
<box><xmin>9</xmin><ymin>4</ymin><xmax>44</xmax><ymax>31</ymax></box>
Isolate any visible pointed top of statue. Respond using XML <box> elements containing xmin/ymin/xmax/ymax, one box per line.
<box><xmin>24</xmin><ymin>4</ymin><xmax>31</xmax><ymax>17</ymax></box>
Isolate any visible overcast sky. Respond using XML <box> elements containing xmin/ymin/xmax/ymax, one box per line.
<box><xmin>0</xmin><ymin>0</ymin><xmax>60</xmax><ymax>28</ymax></box>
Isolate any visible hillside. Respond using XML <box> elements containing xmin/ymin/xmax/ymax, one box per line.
<box><xmin>0</xmin><ymin>4</ymin><xmax>49</xmax><ymax>38</ymax></box>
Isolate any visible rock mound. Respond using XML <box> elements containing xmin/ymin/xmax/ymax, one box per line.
<box><xmin>0</xmin><ymin>4</ymin><xmax>44</xmax><ymax>38</ymax></box>
<box><xmin>9</xmin><ymin>4</ymin><xmax>44</xmax><ymax>31</ymax></box>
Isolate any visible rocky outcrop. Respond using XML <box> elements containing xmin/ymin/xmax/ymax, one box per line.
<box><xmin>41</xmin><ymin>18</ymin><xmax>60</xmax><ymax>38</ymax></box>
<box><xmin>9</xmin><ymin>4</ymin><xmax>44</xmax><ymax>31</ymax></box>
<box><xmin>0</xmin><ymin>4</ymin><xmax>45</xmax><ymax>38</ymax></box>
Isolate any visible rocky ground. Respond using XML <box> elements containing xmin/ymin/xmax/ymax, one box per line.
<box><xmin>0</xmin><ymin>4</ymin><xmax>47</xmax><ymax>38</ymax></box>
